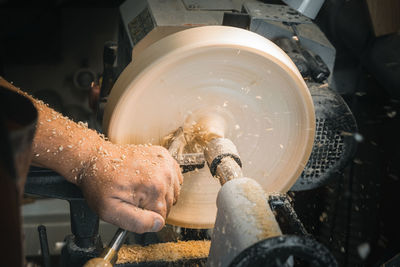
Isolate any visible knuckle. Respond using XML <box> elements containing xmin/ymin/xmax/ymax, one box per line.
<box><xmin>148</xmin><ymin>183</ymin><xmax>165</xmax><ymax>199</ymax></box>
<box><xmin>137</xmin><ymin>194</ymin><xmax>145</xmax><ymax>208</ymax></box>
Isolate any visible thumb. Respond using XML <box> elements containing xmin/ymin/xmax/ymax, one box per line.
<box><xmin>103</xmin><ymin>199</ymin><xmax>165</xmax><ymax>234</ymax></box>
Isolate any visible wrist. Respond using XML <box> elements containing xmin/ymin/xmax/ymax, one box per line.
<box><xmin>60</xmin><ymin>130</ymin><xmax>107</xmax><ymax>186</ymax></box>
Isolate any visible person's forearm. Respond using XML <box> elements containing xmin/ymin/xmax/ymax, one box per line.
<box><xmin>0</xmin><ymin>77</ymin><xmax>104</xmax><ymax>184</ymax></box>
<box><xmin>31</xmin><ymin>101</ymin><xmax>105</xmax><ymax>184</ymax></box>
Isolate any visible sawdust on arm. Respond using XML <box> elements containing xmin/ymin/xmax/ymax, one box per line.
<box><xmin>0</xmin><ymin>77</ymin><xmax>105</xmax><ymax>185</ymax></box>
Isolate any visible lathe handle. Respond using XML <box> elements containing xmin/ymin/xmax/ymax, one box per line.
<box><xmin>84</xmin><ymin>228</ymin><xmax>128</xmax><ymax>267</ymax></box>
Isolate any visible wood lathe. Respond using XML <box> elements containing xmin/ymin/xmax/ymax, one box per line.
<box><xmin>24</xmin><ymin>2</ymin><xmax>359</xmax><ymax>265</ymax></box>
<box><xmin>87</xmin><ymin>25</ymin><xmax>336</xmax><ymax>266</ymax></box>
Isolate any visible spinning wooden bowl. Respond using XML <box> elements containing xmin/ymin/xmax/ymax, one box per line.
<box><xmin>103</xmin><ymin>26</ymin><xmax>315</xmax><ymax>229</ymax></box>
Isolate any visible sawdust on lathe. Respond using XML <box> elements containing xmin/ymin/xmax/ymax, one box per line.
<box><xmin>116</xmin><ymin>240</ymin><xmax>210</xmax><ymax>264</ymax></box>
<box><xmin>240</xmin><ymin>181</ymin><xmax>282</xmax><ymax>240</ymax></box>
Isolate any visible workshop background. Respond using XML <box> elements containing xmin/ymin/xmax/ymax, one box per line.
<box><xmin>1</xmin><ymin>0</ymin><xmax>399</xmax><ymax>266</ymax></box>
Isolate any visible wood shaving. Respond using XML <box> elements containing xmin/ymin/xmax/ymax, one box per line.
<box><xmin>116</xmin><ymin>240</ymin><xmax>210</xmax><ymax>264</ymax></box>
<box><xmin>162</xmin><ymin>113</ymin><xmax>226</xmax><ymax>154</ymax></box>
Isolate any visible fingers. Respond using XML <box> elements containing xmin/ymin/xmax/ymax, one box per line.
<box><xmin>102</xmin><ymin>199</ymin><xmax>165</xmax><ymax>234</ymax></box>
<box><xmin>134</xmin><ymin>183</ymin><xmax>168</xmax><ymax>218</ymax></box>
<box><xmin>165</xmin><ymin>187</ymin><xmax>174</xmax><ymax>216</ymax></box>
<box><xmin>145</xmin><ymin>145</ymin><xmax>183</xmax><ymax>186</ymax></box>
<box><xmin>135</xmin><ymin>174</ymin><xmax>179</xmax><ymax>218</ymax></box>
<box><xmin>174</xmin><ymin>162</ymin><xmax>183</xmax><ymax>203</ymax></box>
<box><xmin>140</xmin><ymin>181</ymin><xmax>175</xmax><ymax>218</ymax></box>
<box><xmin>146</xmin><ymin>145</ymin><xmax>183</xmax><ymax>206</ymax></box>
<box><xmin>173</xmin><ymin>174</ymin><xmax>180</xmax><ymax>205</ymax></box>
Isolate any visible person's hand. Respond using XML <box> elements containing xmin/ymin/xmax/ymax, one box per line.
<box><xmin>78</xmin><ymin>142</ymin><xmax>183</xmax><ymax>233</ymax></box>
<box><xmin>0</xmin><ymin>75</ymin><xmax>184</xmax><ymax>234</ymax></box>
